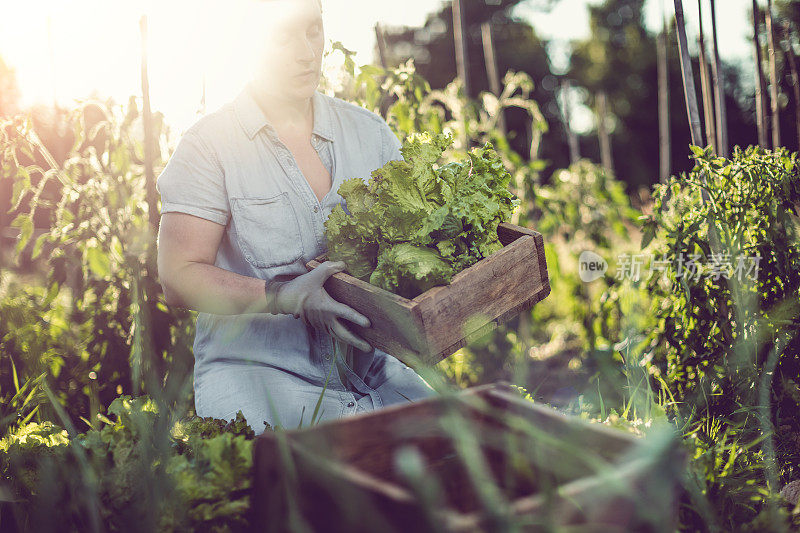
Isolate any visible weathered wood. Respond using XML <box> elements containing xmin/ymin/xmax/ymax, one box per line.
<box><xmin>305</xmin><ymin>223</ymin><xmax>550</xmax><ymax>367</ymax></box>
<box><xmin>251</xmin><ymin>382</ymin><xmax>684</xmax><ymax>533</ymax></box>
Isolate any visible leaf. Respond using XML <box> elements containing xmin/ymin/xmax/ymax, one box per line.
<box><xmin>31</xmin><ymin>232</ymin><xmax>50</xmax><ymax>261</ymax></box>
<box><xmin>85</xmin><ymin>244</ymin><xmax>111</xmax><ymax>278</ymax></box>
<box><xmin>641</xmin><ymin>218</ymin><xmax>658</xmax><ymax>249</ymax></box>
<box><xmin>10</xmin><ymin>213</ymin><xmax>33</xmax><ymax>255</ymax></box>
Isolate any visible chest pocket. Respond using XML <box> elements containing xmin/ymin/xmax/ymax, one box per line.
<box><xmin>231</xmin><ymin>192</ymin><xmax>304</xmax><ymax>269</ymax></box>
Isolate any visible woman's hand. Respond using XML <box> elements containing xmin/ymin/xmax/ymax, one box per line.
<box><xmin>266</xmin><ymin>261</ymin><xmax>372</xmax><ymax>352</ymax></box>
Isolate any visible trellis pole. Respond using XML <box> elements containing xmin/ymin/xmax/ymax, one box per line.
<box><xmin>452</xmin><ymin>0</ymin><xmax>471</xmax><ymax>149</ymax></box>
<box><xmin>765</xmin><ymin>0</ymin><xmax>781</xmax><ymax>149</ymax></box>
<box><xmin>709</xmin><ymin>0</ymin><xmax>728</xmax><ymax>156</ymax></box>
<box><xmin>657</xmin><ymin>3</ymin><xmax>671</xmax><ymax>182</ymax></box>
<box><xmin>697</xmin><ymin>0</ymin><xmax>716</xmax><ymax>151</ymax></box>
<box><xmin>481</xmin><ymin>21</ymin><xmax>506</xmax><ymax>135</ymax></box>
<box><xmin>752</xmin><ymin>0</ymin><xmax>769</xmax><ymax>147</ymax></box>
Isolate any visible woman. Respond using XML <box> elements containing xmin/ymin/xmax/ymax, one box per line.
<box><xmin>156</xmin><ymin>0</ymin><xmax>435</xmax><ymax>433</ymax></box>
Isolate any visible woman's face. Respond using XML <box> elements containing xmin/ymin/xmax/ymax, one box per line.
<box><xmin>253</xmin><ymin>0</ymin><xmax>324</xmax><ymax>101</ymax></box>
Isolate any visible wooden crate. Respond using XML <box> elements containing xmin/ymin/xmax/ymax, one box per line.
<box><xmin>305</xmin><ymin>222</ymin><xmax>550</xmax><ymax>366</ymax></box>
<box><xmin>251</xmin><ymin>382</ymin><xmax>685</xmax><ymax>533</ymax></box>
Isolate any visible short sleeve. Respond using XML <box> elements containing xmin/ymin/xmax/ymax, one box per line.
<box><xmin>379</xmin><ymin>121</ymin><xmax>403</xmax><ymax>166</ymax></box>
<box><xmin>156</xmin><ymin>130</ymin><xmax>230</xmax><ymax>226</ymax></box>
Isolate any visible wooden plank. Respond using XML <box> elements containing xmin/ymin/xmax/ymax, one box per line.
<box><xmin>413</xmin><ymin>234</ymin><xmax>546</xmax><ymax>356</ymax></box>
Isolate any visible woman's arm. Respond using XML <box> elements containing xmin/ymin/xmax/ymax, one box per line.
<box><xmin>157</xmin><ymin>212</ymin><xmax>268</xmax><ymax>315</ymax></box>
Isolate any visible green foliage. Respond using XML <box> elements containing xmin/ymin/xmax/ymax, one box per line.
<box><xmin>452</xmin><ymin>160</ymin><xmax>647</xmax><ymax>392</ymax></box>
<box><xmin>644</xmin><ymin>145</ymin><xmax>800</xmax><ymax>528</ymax></box>
<box><xmin>0</xmin><ymin>98</ymin><xmax>195</xmax><ymax>431</ymax></box>
<box><xmin>0</xmin><ymin>394</ymin><xmax>264</xmax><ymax>532</ymax></box>
<box><xmin>647</xmin><ymin>145</ymin><xmax>800</xmax><ymax>419</ymax></box>
<box><xmin>325</xmin><ymin>132</ymin><xmax>519</xmax><ymax>298</ymax></box>
<box><xmin>322</xmin><ymin>42</ymin><xmax>546</xmax><ymax>159</ymax></box>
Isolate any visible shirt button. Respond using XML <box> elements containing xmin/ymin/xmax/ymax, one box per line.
<box><xmin>347</xmin><ymin>401</ymin><xmax>355</xmax><ymax>408</ymax></box>
<box><xmin>314</xmin><ymin>206</ymin><xmax>319</xmax><ymax>213</ymax></box>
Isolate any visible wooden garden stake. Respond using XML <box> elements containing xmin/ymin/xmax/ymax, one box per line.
<box><xmin>657</xmin><ymin>8</ymin><xmax>671</xmax><ymax>182</ymax></box>
<box><xmin>752</xmin><ymin>0</ymin><xmax>769</xmax><ymax>148</ymax></box>
<box><xmin>375</xmin><ymin>22</ymin><xmax>388</xmax><ymax>69</ymax></box>
<box><xmin>674</xmin><ymin>0</ymin><xmax>712</xmax><ymax>209</ymax></box>
<box><xmin>561</xmin><ymin>79</ymin><xmax>580</xmax><ymax>165</ymax></box>
<box><xmin>673</xmin><ymin>0</ymin><xmax>703</xmax><ymax>147</ymax></box>
<box><xmin>765</xmin><ymin>0</ymin><xmax>781</xmax><ymax>149</ymax></box>
<box><xmin>697</xmin><ymin>0</ymin><xmax>716</xmax><ymax>151</ymax></box>
<box><xmin>140</xmin><ymin>15</ymin><xmax>158</xmax><ymax>234</ymax></box>
<box><xmin>481</xmin><ymin>21</ymin><xmax>506</xmax><ymax>135</ymax></box>
<box><xmin>782</xmin><ymin>22</ymin><xmax>800</xmax><ymax>151</ymax></box>
<box><xmin>452</xmin><ymin>0</ymin><xmax>471</xmax><ymax>149</ymax></box>
<box><xmin>709</xmin><ymin>0</ymin><xmax>728</xmax><ymax>156</ymax></box>
<box><xmin>597</xmin><ymin>91</ymin><xmax>614</xmax><ymax>174</ymax></box>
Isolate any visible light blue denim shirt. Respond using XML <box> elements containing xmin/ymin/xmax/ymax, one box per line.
<box><xmin>156</xmin><ymin>82</ymin><xmax>435</xmax><ymax>433</ymax></box>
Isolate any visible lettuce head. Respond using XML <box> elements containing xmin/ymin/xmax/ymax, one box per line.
<box><xmin>324</xmin><ymin>132</ymin><xmax>518</xmax><ymax>298</ymax></box>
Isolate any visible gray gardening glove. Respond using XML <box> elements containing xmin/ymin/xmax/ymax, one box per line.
<box><xmin>265</xmin><ymin>260</ymin><xmax>372</xmax><ymax>352</ymax></box>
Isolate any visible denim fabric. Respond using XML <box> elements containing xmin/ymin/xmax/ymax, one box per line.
<box><xmin>156</xmin><ymin>82</ymin><xmax>436</xmax><ymax>433</ymax></box>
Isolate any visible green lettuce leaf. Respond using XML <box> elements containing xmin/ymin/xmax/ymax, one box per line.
<box><xmin>324</xmin><ymin>132</ymin><xmax>519</xmax><ymax>298</ymax></box>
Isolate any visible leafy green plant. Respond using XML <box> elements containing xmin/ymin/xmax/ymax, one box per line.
<box><xmin>642</xmin><ymin>145</ymin><xmax>800</xmax><ymax>528</ymax></box>
<box><xmin>0</xmin><ymin>394</ymin><xmax>263</xmax><ymax>532</ymax></box>
<box><xmin>0</xmin><ymin>98</ymin><xmax>195</xmax><ymax>430</ymax></box>
<box><xmin>325</xmin><ymin>132</ymin><xmax>519</xmax><ymax>298</ymax></box>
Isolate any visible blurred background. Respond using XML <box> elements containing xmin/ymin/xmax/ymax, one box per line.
<box><xmin>1</xmin><ymin>0</ymin><xmax>797</xmax><ymax>193</ymax></box>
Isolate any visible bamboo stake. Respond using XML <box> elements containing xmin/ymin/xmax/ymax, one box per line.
<box><xmin>765</xmin><ymin>0</ymin><xmax>781</xmax><ymax>149</ymax></box>
<box><xmin>697</xmin><ymin>0</ymin><xmax>716</xmax><ymax>150</ymax></box>
<box><xmin>753</xmin><ymin>0</ymin><xmax>769</xmax><ymax>147</ymax></box>
<box><xmin>657</xmin><ymin>10</ymin><xmax>671</xmax><ymax>182</ymax></box>
<box><xmin>709</xmin><ymin>0</ymin><xmax>728</xmax><ymax>156</ymax></box>
<box><xmin>374</xmin><ymin>23</ymin><xmax>393</xmax><ymax>118</ymax></box>
<box><xmin>782</xmin><ymin>22</ymin><xmax>800</xmax><ymax>151</ymax></box>
<box><xmin>674</xmin><ymin>0</ymin><xmax>713</xmax><ymax>211</ymax></box>
<box><xmin>452</xmin><ymin>0</ymin><xmax>471</xmax><ymax>98</ymax></box>
<box><xmin>139</xmin><ymin>15</ymin><xmax>163</xmax><ymax>393</ymax></box>
<box><xmin>452</xmin><ymin>0</ymin><xmax>471</xmax><ymax>149</ymax></box>
<box><xmin>47</xmin><ymin>16</ymin><xmax>58</xmax><ymax>108</ymax></box>
<box><xmin>673</xmin><ymin>0</ymin><xmax>703</xmax><ymax>147</ymax></box>
<box><xmin>596</xmin><ymin>91</ymin><xmax>614</xmax><ymax>174</ymax></box>
<box><xmin>561</xmin><ymin>79</ymin><xmax>580</xmax><ymax>165</ymax></box>
<box><xmin>375</xmin><ymin>22</ymin><xmax>388</xmax><ymax>69</ymax></box>
<box><xmin>698</xmin><ymin>40</ymin><xmax>716</xmax><ymax>150</ymax></box>
<box><xmin>140</xmin><ymin>16</ymin><xmax>158</xmax><ymax>233</ymax></box>
<box><xmin>481</xmin><ymin>21</ymin><xmax>506</xmax><ymax>135</ymax></box>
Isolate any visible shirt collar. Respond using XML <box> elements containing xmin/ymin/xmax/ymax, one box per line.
<box><xmin>234</xmin><ymin>83</ymin><xmax>334</xmax><ymax>143</ymax></box>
